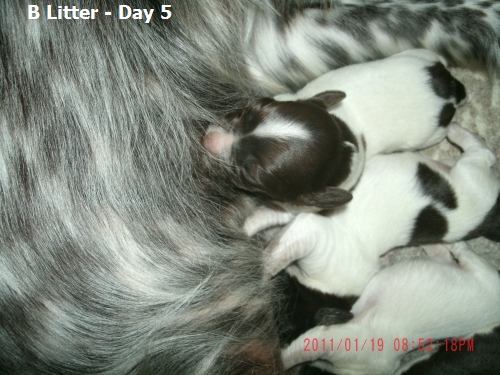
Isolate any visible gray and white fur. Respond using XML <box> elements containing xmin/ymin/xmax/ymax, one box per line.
<box><xmin>2</xmin><ymin>0</ymin><xmax>500</xmax><ymax>374</ymax></box>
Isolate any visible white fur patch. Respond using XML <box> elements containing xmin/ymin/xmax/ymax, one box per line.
<box><xmin>252</xmin><ymin>118</ymin><xmax>310</xmax><ymax>140</ymax></box>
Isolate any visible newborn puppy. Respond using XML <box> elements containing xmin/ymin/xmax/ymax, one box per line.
<box><xmin>203</xmin><ymin>49</ymin><xmax>466</xmax><ymax>210</ymax></box>
<box><xmin>264</xmin><ymin>124</ymin><xmax>500</xmax><ymax>296</ymax></box>
<box><xmin>204</xmin><ymin>92</ymin><xmax>354</xmax><ymax>209</ymax></box>
<box><xmin>281</xmin><ymin>242</ymin><xmax>500</xmax><ymax>375</ymax></box>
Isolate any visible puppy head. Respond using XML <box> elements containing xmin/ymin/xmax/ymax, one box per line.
<box><xmin>203</xmin><ymin>91</ymin><xmax>353</xmax><ymax>209</ymax></box>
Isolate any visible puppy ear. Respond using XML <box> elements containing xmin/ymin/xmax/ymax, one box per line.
<box><xmin>294</xmin><ymin>187</ymin><xmax>352</xmax><ymax>209</ymax></box>
<box><xmin>309</xmin><ymin>90</ymin><xmax>346</xmax><ymax>109</ymax></box>
<box><xmin>237</xmin><ymin>161</ymin><xmax>286</xmax><ymax>198</ymax></box>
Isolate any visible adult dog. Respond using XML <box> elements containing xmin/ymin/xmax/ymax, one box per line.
<box><xmin>1</xmin><ymin>1</ymin><xmax>499</xmax><ymax>374</ymax></box>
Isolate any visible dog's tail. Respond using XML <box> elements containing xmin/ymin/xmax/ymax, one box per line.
<box><xmin>250</xmin><ymin>0</ymin><xmax>500</xmax><ymax>93</ymax></box>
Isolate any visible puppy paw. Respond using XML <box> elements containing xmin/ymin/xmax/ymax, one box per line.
<box><xmin>315</xmin><ymin>308</ymin><xmax>353</xmax><ymax>326</ymax></box>
<box><xmin>446</xmin><ymin>123</ymin><xmax>469</xmax><ymax>143</ymax></box>
<box><xmin>447</xmin><ymin>124</ymin><xmax>496</xmax><ymax>166</ymax></box>
<box><xmin>243</xmin><ymin>208</ymin><xmax>294</xmax><ymax>237</ymax></box>
<box><xmin>422</xmin><ymin>243</ymin><xmax>455</xmax><ymax>262</ymax></box>
<box><xmin>263</xmin><ymin>213</ymin><xmax>321</xmax><ymax>279</ymax></box>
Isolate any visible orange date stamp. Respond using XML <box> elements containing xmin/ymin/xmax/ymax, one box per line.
<box><xmin>303</xmin><ymin>337</ymin><xmax>474</xmax><ymax>353</ymax></box>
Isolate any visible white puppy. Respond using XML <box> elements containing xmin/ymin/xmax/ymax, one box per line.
<box><xmin>203</xmin><ymin>49</ymin><xmax>466</xmax><ymax>209</ymax></box>
<box><xmin>281</xmin><ymin>242</ymin><xmax>500</xmax><ymax>375</ymax></box>
<box><xmin>264</xmin><ymin>124</ymin><xmax>500</xmax><ymax>296</ymax></box>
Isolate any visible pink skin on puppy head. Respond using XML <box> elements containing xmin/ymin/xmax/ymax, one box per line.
<box><xmin>203</xmin><ymin>126</ymin><xmax>237</xmax><ymax>157</ymax></box>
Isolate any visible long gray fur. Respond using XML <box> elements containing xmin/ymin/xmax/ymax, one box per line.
<box><xmin>1</xmin><ymin>0</ymin><xmax>500</xmax><ymax>374</ymax></box>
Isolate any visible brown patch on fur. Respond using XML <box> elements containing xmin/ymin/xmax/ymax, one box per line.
<box><xmin>226</xmin><ymin>339</ymin><xmax>284</xmax><ymax>375</ymax></box>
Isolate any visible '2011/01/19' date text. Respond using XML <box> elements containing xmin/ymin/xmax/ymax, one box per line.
<box><xmin>304</xmin><ymin>337</ymin><xmax>474</xmax><ymax>353</ymax></box>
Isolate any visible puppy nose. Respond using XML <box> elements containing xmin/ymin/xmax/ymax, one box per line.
<box><xmin>203</xmin><ymin>126</ymin><xmax>236</xmax><ymax>156</ymax></box>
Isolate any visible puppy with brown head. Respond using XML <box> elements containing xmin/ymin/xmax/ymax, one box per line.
<box><xmin>204</xmin><ymin>49</ymin><xmax>466</xmax><ymax>213</ymax></box>
<box><xmin>203</xmin><ymin>91</ymin><xmax>355</xmax><ymax>210</ymax></box>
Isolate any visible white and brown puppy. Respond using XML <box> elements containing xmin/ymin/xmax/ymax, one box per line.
<box><xmin>281</xmin><ymin>242</ymin><xmax>500</xmax><ymax>375</ymax></box>
<box><xmin>264</xmin><ymin>124</ymin><xmax>500</xmax><ymax>296</ymax></box>
<box><xmin>203</xmin><ymin>49</ymin><xmax>466</xmax><ymax>209</ymax></box>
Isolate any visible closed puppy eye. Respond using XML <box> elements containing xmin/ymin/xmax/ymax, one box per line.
<box><xmin>238</xmin><ymin>110</ymin><xmax>260</xmax><ymax>134</ymax></box>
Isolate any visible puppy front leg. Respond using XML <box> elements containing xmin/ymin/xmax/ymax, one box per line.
<box><xmin>422</xmin><ymin>243</ymin><xmax>456</xmax><ymax>263</ymax></box>
<box><xmin>281</xmin><ymin>323</ymin><xmax>390</xmax><ymax>375</ymax></box>
<box><xmin>444</xmin><ymin>124</ymin><xmax>500</xmax><ymax>241</ymax></box>
<box><xmin>447</xmin><ymin>242</ymin><xmax>500</xmax><ymax>282</ymax></box>
<box><xmin>281</xmin><ymin>325</ymin><xmax>346</xmax><ymax>372</ymax></box>
<box><xmin>243</xmin><ymin>207</ymin><xmax>295</xmax><ymax>237</ymax></box>
<box><xmin>263</xmin><ymin>213</ymin><xmax>325</xmax><ymax>279</ymax></box>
